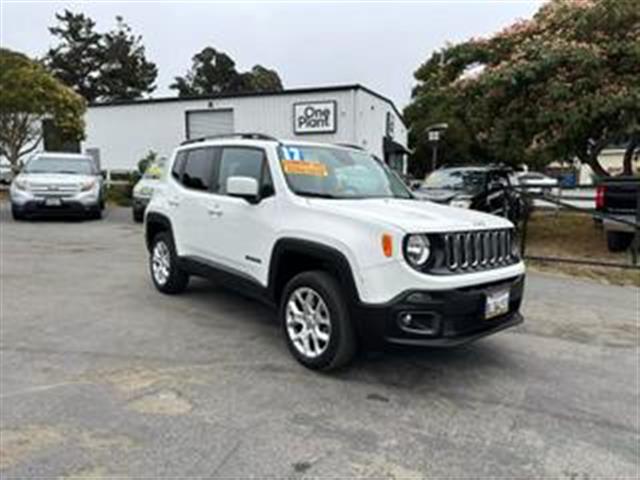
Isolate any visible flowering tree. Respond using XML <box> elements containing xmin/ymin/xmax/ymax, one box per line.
<box><xmin>0</xmin><ymin>48</ymin><xmax>85</xmax><ymax>170</ymax></box>
<box><xmin>405</xmin><ymin>0</ymin><xmax>640</xmax><ymax>177</ymax></box>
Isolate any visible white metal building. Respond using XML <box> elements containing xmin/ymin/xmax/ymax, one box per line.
<box><xmin>82</xmin><ymin>84</ymin><xmax>409</xmax><ymax>174</ymax></box>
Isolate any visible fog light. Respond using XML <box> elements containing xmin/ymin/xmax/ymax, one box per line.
<box><xmin>397</xmin><ymin>311</ymin><xmax>440</xmax><ymax>336</ymax></box>
<box><xmin>399</xmin><ymin>313</ymin><xmax>413</xmax><ymax>327</ymax></box>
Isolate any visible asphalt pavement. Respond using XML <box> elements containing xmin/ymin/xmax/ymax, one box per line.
<box><xmin>1</xmin><ymin>206</ymin><xmax>638</xmax><ymax>478</ymax></box>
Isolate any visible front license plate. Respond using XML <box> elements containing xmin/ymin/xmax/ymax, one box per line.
<box><xmin>485</xmin><ymin>289</ymin><xmax>510</xmax><ymax>319</ymax></box>
<box><xmin>45</xmin><ymin>198</ymin><xmax>62</xmax><ymax>207</ymax></box>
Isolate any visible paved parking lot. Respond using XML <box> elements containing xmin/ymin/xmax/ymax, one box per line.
<box><xmin>1</xmin><ymin>206</ymin><xmax>638</xmax><ymax>478</ymax></box>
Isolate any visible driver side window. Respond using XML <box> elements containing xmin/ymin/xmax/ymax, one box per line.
<box><xmin>217</xmin><ymin>147</ymin><xmax>274</xmax><ymax>198</ymax></box>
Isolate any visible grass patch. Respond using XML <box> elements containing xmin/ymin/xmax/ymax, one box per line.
<box><xmin>105</xmin><ymin>184</ymin><xmax>133</xmax><ymax>207</ymax></box>
<box><xmin>523</xmin><ymin>211</ymin><xmax>639</xmax><ymax>287</ymax></box>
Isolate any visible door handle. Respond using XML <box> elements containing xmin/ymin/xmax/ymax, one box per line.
<box><xmin>167</xmin><ymin>197</ymin><xmax>180</xmax><ymax>207</ymax></box>
<box><xmin>207</xmin><ymin>205</ymin><xmax>223</xmax><ymax>217</ymax></box>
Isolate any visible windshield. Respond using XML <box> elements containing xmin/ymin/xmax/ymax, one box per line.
<box><xmin>24</xmin><ymin>156</ymin><xmax>95</xmax><ymax>175</ymax></box>
<box><xmin>279</xmin><ymin>144</ymin><xmax>412</xmax><ymax>199</ymax></box>
<box><xmin>423</xmin><ymin>169</ymin><xmax>486</xmax><ymax>191</ymax></box>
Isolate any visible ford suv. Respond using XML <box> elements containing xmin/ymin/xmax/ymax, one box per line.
<box><xmin>145</xmin><ymin>134</ymin><xmax>525</xmax><ymax>370</ymax></box>
<box><xmin>10</xmin><ymin>152</ymin><xmax>104</xmax><ymax>220</ymax></box>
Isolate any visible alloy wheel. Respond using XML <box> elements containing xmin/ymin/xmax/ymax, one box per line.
<box><xmin>152</xmin><ymin>241</ymin><xmax>171</xmax><ymax>285</ymax></box>
<box><xmin>285</xmin><ymin>287</ymin><xmax>332</xmax><ymax>358</ymax></box>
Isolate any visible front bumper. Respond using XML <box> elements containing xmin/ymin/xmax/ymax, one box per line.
<box><xmin>353</xmin><ymin>275</ymin><xmax>525</xmax><ymax>347</ymax></box>
<box><xmin>133</xmin><ymin>196</ymin><xmax>151</xmax><ymax>212</ymax></box>
<box><xmin>603</xmin><ymin>215</ymin><xmax>637</xmax><ymax>233</ymax></box>
<box><xmin>12</xmin><ymin>199</ymin><xmax>100</xmax><ymax>217</ymax></box>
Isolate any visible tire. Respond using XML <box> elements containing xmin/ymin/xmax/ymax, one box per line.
<box><xmin>280</xmin><ymin>271</ymin><xmax>356</xmax><ymax>371</ymax></box>
<box><xmin>91</xmin><ymin>207</ymin><xmax>103</xmax><ymax>220</ymax></box>
<box><xmin>133</xmin><ymin>208</ymin><xmax>144</xmax><ymax>223</ymax></box>
<box><xmin>607</xmin><ymin>231</ymin><xmax>634</xmax><ymax>252</ymax></box>
<box><xmin>149</xmin><ymin>231</ymin><xmax>189</xmax><ymax>294</ymax></box>
<box><xmin>11</xmin><ymin>204</ymin><xmax>25</xmax><ymax>221</ymax></box>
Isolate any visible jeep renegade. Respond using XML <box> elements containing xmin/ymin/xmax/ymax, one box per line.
<box><xmin>145</xmin><ymin>134</ymin><xmax>525</xmax><ymax>370</ymax></box>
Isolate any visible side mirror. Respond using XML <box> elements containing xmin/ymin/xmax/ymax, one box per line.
<box><xmin>227</xmin><ymin>176</ymin><xmax>259</xmax><ymax>203</ymax></box>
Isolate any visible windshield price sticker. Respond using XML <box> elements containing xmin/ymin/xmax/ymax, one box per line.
<box><xmin>282</xmin><ymin>146</ymin><xmax>304</xmax><ymax>160</ymax></box>
<box><xmin>282</xmin><ymin>160</ymin><xmax>328</xmax><ymax>177</ymax></box>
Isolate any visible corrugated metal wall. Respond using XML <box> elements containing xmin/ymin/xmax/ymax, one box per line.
<box><xmin>83</xmin><ymin>87</ymin><xmax>407</xmax><ymax>171</ymax></box>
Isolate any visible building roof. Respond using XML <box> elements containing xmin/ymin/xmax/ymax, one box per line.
<box><xmin>88</xmin><ymin>84</ymin><xmax>406</xmax><ymax>127</ymax></box>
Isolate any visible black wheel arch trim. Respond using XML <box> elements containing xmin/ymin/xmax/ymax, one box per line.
<box><xmin>145</xmin><ymin>212</ymin><xmax>173</xmax><ymax>251</ymax></box>
<box><xmin>267</xmin><ymin>238</ymin><xmax>362</xmax><ymax>306</ymax></box>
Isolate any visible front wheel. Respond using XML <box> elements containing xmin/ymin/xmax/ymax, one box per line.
<box><xmin>11</xmin><ymin>204</ymin><xmax>25</xmax><ymax>221</ymax></box>
<box><xmin>149</xmin><ymin>231</ymin><xmax>189</xmax><ymax>294</ymax></box>
<box><xmin>133</xmin><ymin>208</ymin><xmax>144</xmax><ymax>223</ymax></box>
<box><xmin>280</xmin><ymin>271</ymin><xmax>356</xmax><ymax>371</ymax></box>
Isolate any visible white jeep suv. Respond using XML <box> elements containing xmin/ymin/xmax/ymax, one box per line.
<box><xmin>145</xmin><ymin>134</ymin><xmax>525</xmax><ymax>370</ymax></box>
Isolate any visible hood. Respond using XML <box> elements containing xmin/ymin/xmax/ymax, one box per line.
<box><xmin>19</xmin><ymin>172</ymin><xmax>96</xmax><ymax>187</ymax></box>
<box><xmin>413</xmin><ymin>188</ymin><xmax>459</xmax><ymax>203</ymax></box>
<box><xmin>134</xmin><ymin>178</ymin><xmax>163</xmax><ymax>189</ymax></box>
<box><xmin>415</xmin><ymin>185</ymin><xmax>484</xmax><ymax>203</ymax></box>
<box><xmin>306</xmin><ymin>197</ymin><xmax>512</xmax><ymax>233</ymax></box>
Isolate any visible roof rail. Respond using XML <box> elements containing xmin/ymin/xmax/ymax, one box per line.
<box><xmin>180</xmin><ymin>132</ymin><xmax>279</xmax><ymax>146</ymax></box>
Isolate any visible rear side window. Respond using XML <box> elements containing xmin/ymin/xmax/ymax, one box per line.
<box><xmin>218</xmin><ymin>148</ymin><xmax>269</xmax><ymax>195</ymax></box>
<box><xmin>181</xmin><ymin>148</ymin><xmax>216</xmax><ymax>191</ymax></box>
<box><xmin>171</xmin><ymin>151</ymin><xmax>186</xmax><ymax>181</ymax></box>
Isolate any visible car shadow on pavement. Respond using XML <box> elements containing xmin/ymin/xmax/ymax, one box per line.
<box><xmin>179</xmin><ymin>278</ymin><xmax>519</xmax><ymax>386</ymax></box>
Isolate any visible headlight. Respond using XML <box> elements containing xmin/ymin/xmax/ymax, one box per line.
<box><xmin>13</xmin><ymin>178</ymin><xmax>28</xmax><ymax>191</ymax></box>
<box><xmin>450</xmin><ymin>198</ymin><xmax>472</xmax><ymax>209</ymax></box>
<box><xmin>81</xmin><ymin>179</ymin><xmax>97</xmax><ymax>191</ymax></box>
<box><xmin>134</xmin><ymin>185</ymin><xmax>153</xmax><ymax>198</ymax></box>
<box><xmin>404</xmin><ymin>234</ymin><xmax>431</xmax><ymax>268</ymax></box>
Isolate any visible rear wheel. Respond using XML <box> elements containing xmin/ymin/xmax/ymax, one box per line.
<box><xmin>149</xmin><ymin>231</ymin><xmax>189</xmax><ymax>294</ymax></box>
<box><xmin>90</xmin><ymin>207</ymin><xmax>103</xmax><ymax>220</ymax></box>
<box><xmin>607</xmin><ymin>231</ymin><xmax>634</xmax><ymax>252</ymax></box>
<box><xmin>280</xmin><ymin>271</ymin><xmax>356</xmax><ymax>371</ymax></box>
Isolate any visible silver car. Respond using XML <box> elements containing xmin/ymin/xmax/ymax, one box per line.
<box><xmin>10</xmin><ymin>153</ymin><xmax>105</xmax><ymax>220</ymax></box>
<box><xmin>132</xmin><ymin>159</ymin><xmax>167</xmax><ymax>223</ymax></box>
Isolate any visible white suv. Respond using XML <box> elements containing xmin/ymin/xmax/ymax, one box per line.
<box><xmin>145</xmin><ymin>134</ymin><xmax>525</xmax><ymax>370</ymax></box>
<box><xmin>10</xmin><ymin>152</ymin><xmax>104</xmax><ymax>220</ymax></box>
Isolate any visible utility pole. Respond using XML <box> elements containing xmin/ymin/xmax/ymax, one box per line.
<box><xmin>425</xmin><ymin>123</ymin><xmax>448</xmax><ymax>173</ymax></box>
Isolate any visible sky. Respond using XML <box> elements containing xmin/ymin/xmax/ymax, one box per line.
<box><xmin>1</xmin><ymin>1</ymin><xmax>543</xmax><ymax>108</ymax></box>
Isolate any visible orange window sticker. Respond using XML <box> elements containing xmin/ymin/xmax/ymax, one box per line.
<box><xmin>282</xmin><ymin>160</ymin><xmax>328</xmax><ymax>177</ymax></box>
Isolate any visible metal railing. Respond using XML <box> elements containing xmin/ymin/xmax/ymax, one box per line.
<box><xmin>514</xmin><ymin>182</ymin><xmax>639</xmax><ymax>269</ymax></box>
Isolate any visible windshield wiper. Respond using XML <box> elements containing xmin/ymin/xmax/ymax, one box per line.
<box><xmin>294</xmin><ymin>191</ymin><xmax>338</xmax><ymax>199</ymax></box>
<box><xmin>56</xmin><ymin>170</ymin><xmax>82</xmax><ymax>174</ymax></box>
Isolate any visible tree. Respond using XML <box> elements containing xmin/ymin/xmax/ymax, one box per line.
<box><xmin>137</xmin><ymin>150</ymin><xmax>158</xmax><ymax>176</ymax></box>
<box><xmin>98</xmin><ymin>16</ymin><xmax>158</xmax><ymax>101</ymax></box>
<box><xmin>46</xmin><ymin>10</ymin><xmax>157</xmax><ymax>102</ymax></box>
<box><xmin>0</xmin><ymin>49</ymin><xmax>86</xmax><ymax>170</ymax></box>
<box><xmin>46</xmin><ymin>10</ymin><xmax>103</xmax><ymax>102</ymax></box>
<box><xmin>171</xmin><ymin>47</ymin><xmax>283</xmax><ymax>96</ymax></box>
<box><xmin>171</xmin><ymin>47</ymin><xmax>238</xmax><ymax>96</ymax></box>
<box><xmin>245</xmin><ymin>65</ymin><xmax>283</xmax><ymax>92</ymax></box>
<box><xmin>405</xmin><ymin>0</ymin><xmax>640</xmax><ymax>177</ymax></box>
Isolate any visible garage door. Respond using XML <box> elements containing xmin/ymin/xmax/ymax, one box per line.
<box><xmin>186</xmin><ymin>109</ymin><xmax>234</xmax><ymax>140</ymax></box>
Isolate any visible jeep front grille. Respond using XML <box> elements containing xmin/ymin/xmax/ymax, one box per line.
<box><xmin>442</xmin><ymin>229</ymin><xmax>517</xmax><ymax>272</ymax></box>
